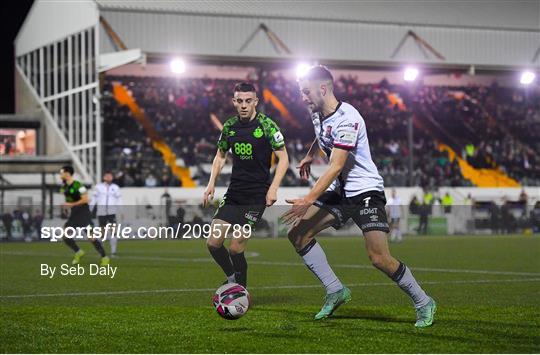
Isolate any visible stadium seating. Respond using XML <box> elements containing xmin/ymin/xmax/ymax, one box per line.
<box><xmin>102</xmin><ymin>74</ymin><xmax>539</xmax><ymax>187</ymax></box>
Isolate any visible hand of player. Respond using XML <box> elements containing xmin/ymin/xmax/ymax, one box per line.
<box><xmin>266</xmin><ymin>187</ymin><xmax>278</xmax><ymax>207</ymax></box>
<box><xmin>281</xmin><ymin>198</ymin><xmax>313</xmax><ymax>225</ymax></box>
<box><xmin>297</xmin><ymin>156</ymin><xmax>314</xmax><ymax>181</ymax></box>
<box><xmin>203</xmin><ymin>186</ymin><xmax>215</xmax><ymax>208</ymax></box>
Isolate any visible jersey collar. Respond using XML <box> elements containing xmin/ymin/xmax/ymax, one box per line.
<box><xmin>320</xmin><ymin>101</ymin><xmax>342</xmax><ymax>121</ymax></box>
<box><xmin>238</xmin><ymin>111</ymin><xmax>259</xmax><ymax>125</ymax></box>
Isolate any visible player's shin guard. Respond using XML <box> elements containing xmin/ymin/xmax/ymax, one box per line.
<box><xmin>63</xmin><ymin>237</ymin><xmax>80</xmax><ymax>252</ymax></box>
<box><xmin>208</xmin><ymin>245</ymin><xmax>235</xmax><ymax>280</ymax></box>
<box><xmin>230</xmin><ymin>252</ymin><xmax>248</xmax><ymax>287</ymax></box>
<box><xmin>298</xmin><ymin>239</ymin><xmax>343</xmax><ymax>294</ymax></box>
<box><xmin>391</xmin><ymin>261</ymin><xmax>430</xmax><ymax>308</ymax></box>
<box><xmin>91</xmin><ymin>239</ymin><xmax>106</xmax><ymax>257</ymax></box>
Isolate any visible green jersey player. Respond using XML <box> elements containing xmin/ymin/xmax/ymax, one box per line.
<box><xmin>203</xmin><ymin>83</ymin><xmax>289</xmax><ymax>287</ymax></box>
<box><xmin>59</xmin><ymin>165</ymin><xmax>109</xmax><ymax>266</ymax></box>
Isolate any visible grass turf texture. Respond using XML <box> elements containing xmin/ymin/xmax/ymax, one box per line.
<box><xmin>1</xmin><ymin>235</ymin><xmax>539</xmax><ymax>353</ymax></box>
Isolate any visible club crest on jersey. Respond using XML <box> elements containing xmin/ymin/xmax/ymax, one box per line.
<box><xmin>253</xmin><ymin>127</ymin><xmax>263</xmax><ymax>138</ymax></box>
<box><xmin>325</xmin><ymin>126</ymin><xmax>332</xmax><ymax>138</ymax></box>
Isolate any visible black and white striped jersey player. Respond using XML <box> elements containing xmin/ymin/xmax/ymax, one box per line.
<box><xmin>282</xmin><ymin>65</ymin><xmax>436</xmax><ymax>327</ymax></box>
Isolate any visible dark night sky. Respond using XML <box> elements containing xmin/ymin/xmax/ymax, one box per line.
<box><xmin>1</xmin><ymin>0</ymin><xmax>34</xmax><ymax>114</ymax></box>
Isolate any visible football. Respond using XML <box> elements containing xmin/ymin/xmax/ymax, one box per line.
<box><xmin>212</xmin><ymin>283</ymin><xmax>250</xmax><ymax>320</ymax></box>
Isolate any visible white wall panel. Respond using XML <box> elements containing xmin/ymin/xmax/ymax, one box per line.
<box><xmin>15</xmin><ymin>0</ymin><xmax>99</xmax><ymax>56</ymax></box>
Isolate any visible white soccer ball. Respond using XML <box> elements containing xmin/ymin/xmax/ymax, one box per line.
<box><xmin>212</xmin><ymin>283</ymin><xmax>250</xmax><ymax>320</ymax></box>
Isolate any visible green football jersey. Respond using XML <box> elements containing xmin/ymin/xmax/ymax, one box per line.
<box><xmin>217</xmin><ymin>112</ymin><xmax>285</xmax><ymax>195</ymax></box>
<box><xmin>60</xmin><ymin>180</ymin><xmax>90</xmax><ymax>216</ymax></box>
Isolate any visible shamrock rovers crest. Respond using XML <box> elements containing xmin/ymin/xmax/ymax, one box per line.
<box><xmin>253</xmin><ymin>127</ymin><xmax>263</xmax><ymax>138</ymax></box>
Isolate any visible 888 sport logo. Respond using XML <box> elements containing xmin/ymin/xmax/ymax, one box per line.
<box><xmin>234</xmin><ymin>142</ymin><xmax>253</xmax><ymax>160</ymax></box>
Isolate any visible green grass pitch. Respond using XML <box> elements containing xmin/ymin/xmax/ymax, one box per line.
<box><xmin>1</xmin><ymin>235</ymin><xmax>539</xmax><ymax>353</ymax></box>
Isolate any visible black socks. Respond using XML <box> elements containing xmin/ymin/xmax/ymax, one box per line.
<box><xmin>63</xmin><ymin>238</ymin><xmax>80</xmax><ymax>252</ymax></box>
<box><xmin>208</xmin><ymin>245</ymin><xmax>235</xmax><ymax>278</ymax></box>
<box><xmin>230</xmin><ymin>252</ymin><xmax>248</xmax><ymax>287</ymax></box>
<box><xmin>91</xmin><ymin>239</ymin><xmax>106</xmax><ymax>257</ymax></box>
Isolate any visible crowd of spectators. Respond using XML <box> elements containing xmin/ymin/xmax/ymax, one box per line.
<box><xmin>406</xmin><ymin>188</ymin><xmax>540</xmax><ymax>235</ymax></box>
<box><xmin>407</xmin><ymin>84</ymin><xmax>540</xmax><ymax>185</ymax></box>
<box><xmin>0</xmin><ymin>209</ymin><xmax>43</xmax><ymax>240</ymax></box>
<box><xmin>471</xmin><ymin>85</ymin><xmax>540</xmax><ymax>185</ymax></box>
<box><xmin>101</xmin><ymin>72</ymin><xmax>538</xmax><ymax>188</ymax></box>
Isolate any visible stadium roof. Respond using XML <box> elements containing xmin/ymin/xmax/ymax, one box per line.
<box><xmin>96</xmin><ymin>0</ymin><xmax>540</xmax><ymax>31</ymax></box>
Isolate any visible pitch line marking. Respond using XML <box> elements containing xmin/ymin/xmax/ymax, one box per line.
<box><xmin>1</xmin><ymin>278</ymin><xmax>539</xmax><ymax>299</ymax></box>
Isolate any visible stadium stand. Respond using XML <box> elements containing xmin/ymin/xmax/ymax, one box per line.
<box><xmin>102</xmin><ymin>72</ymin><xmax>539</xmax><ymax>188</ymax></box>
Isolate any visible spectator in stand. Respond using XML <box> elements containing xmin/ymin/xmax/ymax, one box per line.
<box><xmin>489</xmin><ymin>202</ymin><xmax>500</xmax><ymax>235</ymax></box>
<box><xmin>33</xmin><ymin>210</ymin><xmax>44</xmax><ymax>239</ymax></box>
<box><xmin>145</xmin><ymin>174</ymin><xmax>157</xmax><ymax>187</ymax></box>
<box><xmin>418</xmin><ymin>202</ymin><xmax>430</xmax><ymax>235</ymax></box>
<box><xmin>500</xmin><ymin>198</ymin><xmax>516</xmax><ymax>234</ymax></box>
<box><xmin>2</xmin><ymin>210</ymin><xmax>13</xmax><ymax>239</ymax></box>
<box><xmin>409</xmin><ymin>195</ymin><xmax>420</xmax><ymax>215</ymax></box>
<box><xmin>519</xmin><ymin>189</ymin><xmax>528</xmax><ymax>206</ymax></box>
<box><xmin>531</xmin><ymin>201</ymin><xmax>540</xmax><ymax>233</ymax></box>
<box><xmin>441</xmin><ymin>192</ymin><xmax>453</xmax><ymax>214</ymax></box>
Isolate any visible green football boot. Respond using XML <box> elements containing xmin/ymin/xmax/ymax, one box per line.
<box><xmin>71</xmin><ymin>249</ymin><xmax>85</xmax><ymax>265</ymax></box>
<box><xmin>415</xmin><ymin>297</ymin><xmax>437</xmax><ymax>328</ymax></box>
<box><xmin>100</xmin><ymin>256</ymin><xmax>111</xmax><ymax>267</ymax></box>
<box><xmin>314</xmin><ymin>286</ymin><xmax>352</xmax><ymax>320</ymax></box>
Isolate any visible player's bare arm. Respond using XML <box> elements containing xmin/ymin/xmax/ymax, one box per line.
<box><xmin>266</xmin><ymin>147</ymin><xmax>289</xmax><ymax>207</ymax></box>
<box><xmin>204</xmin><ymin>149</ymin><xmax>227</xmax><ymax>207</ymax></box>
<box><xmin>297</xmin><ymin>138</ymin><xmax>319</xmax><ymax>180</ymax></box>
<box><xmin>282</xmin><ymin>147</ymin><xmax>348</xmax><ymax>224</ymax></box>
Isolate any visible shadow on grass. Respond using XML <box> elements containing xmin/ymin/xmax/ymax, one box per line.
<box><xmin>251</xmin><ymin>294</ymin><xmax>298</xmax><ymax>305</ymax></box>
<box><xmin>330</xmin><ymin>308</ymin><xmax>410</xmax><ymax>323</ymax></box>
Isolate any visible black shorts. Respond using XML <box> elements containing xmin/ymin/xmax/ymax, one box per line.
<box><xmin>98</xmin><ymin>214</ymin><xmax>116</xmax><ymax>227</ymax></box>
<box><xmin>213</xmin><ymin>193</ymin><xmax>266</xmax><ymax>228</ymax></box>
<box><xmin>64</xmin><ymin>210</ymin><xmax>93</xmax><ymax>229</ymax></box>
<box><xmin>314</xmin><ymin>190</ymin><xmax>390</xmax><ymax>233</ymax></box>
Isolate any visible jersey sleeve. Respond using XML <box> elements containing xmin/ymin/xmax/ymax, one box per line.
<box><xmin>333</xmin><ymin>114</ymin><xmax>362</xmax><ymax>150</ymax></box>
<box><xmin>261</xmin><ymin>116</ymin><xmax>285</xmax><ymax>150</ymax></box>
<box><xmin>217</xmin><ymin>118</ymin><xmax>234</xmax><ymax>152</ymax></box>
<box><xmin>75</xmin><ymin>181</ymin><xmax>88</xmax><ymax>194</ymax></box>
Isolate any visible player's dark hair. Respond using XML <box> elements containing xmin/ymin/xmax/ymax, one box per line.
<box><xmin>234</xmin><ymin>82</ymin><xmax>257</xmax><ymax>95</ymax></box>
<box><xmin>61</xmin><ymin>165</ymin><xmax>74</xmax><ymax>175</ymax></box>
<box><xmin>103</xmin><ymin>170</ymin><xmax>113</xmax><ymax>176</ymax></box>
<box><xmin>302</xmin><ymin>65</ymin><xmax>334</xmax><ymax>83</ymax></box>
